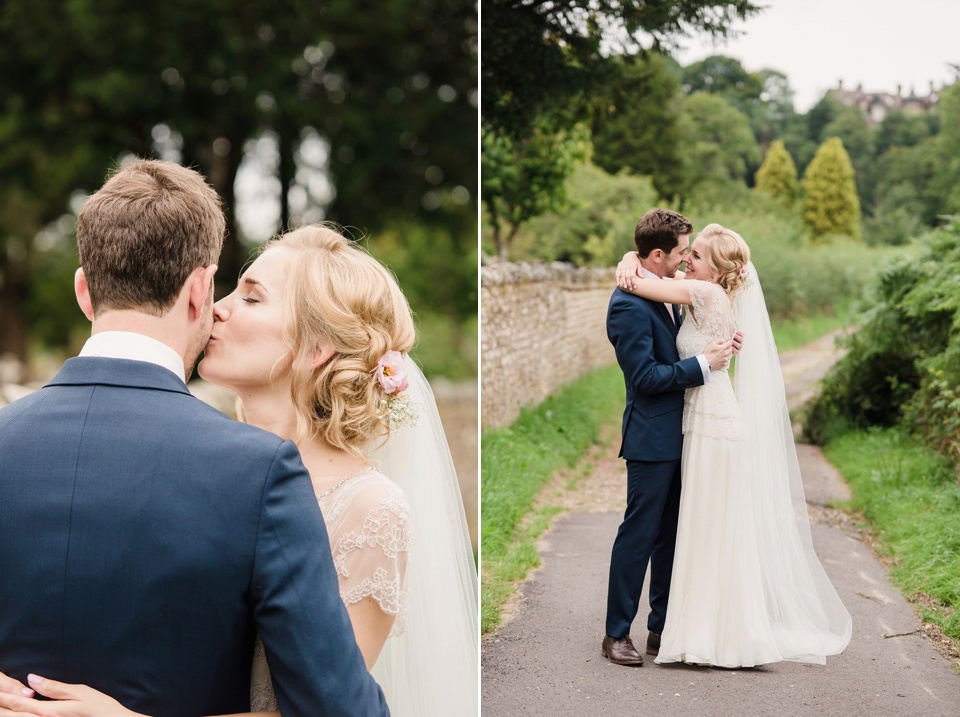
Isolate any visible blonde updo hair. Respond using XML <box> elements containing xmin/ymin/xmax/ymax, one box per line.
<box><xmin>266</xmin><ymin>224</ymin><xmax>416</xmax><ymax>455</ymax></box>
<box><xmin>696</xmin><ymin>223</ymin><xmax>751</xmax><ymax>294</ymax></box>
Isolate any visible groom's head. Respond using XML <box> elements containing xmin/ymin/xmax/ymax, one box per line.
<box><xmin>76</xmin><ymin>159</ymin><xmax>225</xmax><ymax>317</ymax></box>
<box><xmin>634</xmin><ymin>208</ymin><xmax>693</xmax><ymax>279</ymax></box>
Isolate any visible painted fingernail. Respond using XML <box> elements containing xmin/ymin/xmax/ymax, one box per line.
<box><xmin>21</xmin><ymin>687</ymin><xmax>34</xmax><ymax>696</ymax></box>
<box><xmin>27</xmin><ymin>674</ymin><xmax>42</xmax><ymax>685</ymax></box>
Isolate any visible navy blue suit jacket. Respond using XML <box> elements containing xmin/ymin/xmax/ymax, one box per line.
<box><xmin>0</xmin><ymin>358</ymin><xmax>387</xmax><ymax>717</ymax></box>
<box><xmin>606</xmin><ymin>287</ymin><xmax>705</xmax><ymax>462</ymax></box>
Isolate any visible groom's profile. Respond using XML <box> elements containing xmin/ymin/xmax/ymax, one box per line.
<box><xmin>602</xmin><ymin>208</ymin><xmax>732</xmax><ymax>665</ymax></box>
<box><xmin>0</xmin><ymin>160</ymin><xmax>388</xmax><ymax>715</ymax></box>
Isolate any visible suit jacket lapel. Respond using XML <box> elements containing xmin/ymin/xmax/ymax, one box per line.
<box><xmin>652</xmin><ymin>301</ymin><xmax>678</xmax><ymax>336</ymax></box>
<box><xmin>673</xmin><ymin>303</ymin><xmax>682</xmax><ymax>327</ymax></box>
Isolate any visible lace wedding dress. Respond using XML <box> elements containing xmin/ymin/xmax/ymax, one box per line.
<box><xmin>250</xmin><ymin>468</ymin><xmax>410</xmax><ymax>711</ymax></box>
<box><xmin>249</xmin><ymin>358</ymin><xmax>478</xmax><ymax>715</ymax></box>
<box><xmin>655</xmin><ymin>274</ymin><xmax>851</xmax><ymax>668</ymax></box>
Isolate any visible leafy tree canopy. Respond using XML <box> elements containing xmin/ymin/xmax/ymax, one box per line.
<box><xmin>481</xmin><ymin>0</ymin><xmax>760</xmax><ymax>138</ymax></box>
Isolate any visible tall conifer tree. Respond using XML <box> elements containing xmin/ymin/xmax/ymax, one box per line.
<box><xmin>802</xmin><ymin>137</ymin><xmax>861</xmax><ymax>239</ymax></box>
<box><xmin>755</xmin><ymin>140</ymin><xmax>798</xmax><ymax>205</ymax></box>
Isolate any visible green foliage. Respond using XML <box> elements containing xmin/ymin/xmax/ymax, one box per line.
<box><xmin>679</xmin><ymin>92</ymin><xmax>761</xmax><ymax>195</ymax></box>
<box><xmin>825</xmin><ymin>428</ymin><xmax>960</xmax><ymax>639</ymax></box>
<box><xmin>755</xmin><ymin>140</ymin><xmax>798</xmax><ymax>205</ymax></box>
<box><xmin>805</xmin><ymin>222</ymin><xmax>960</xmax><ymax>467</ymax></box>
<box><xmin>591</xmin><ymin>52</ymin><xmax>687</xmax><ymax>200</ymax></box>
<box><xmin>0</xmin><ymin>0</ymin><xmax>477</xmax><ymax>372</ymax></box>
<box><xmin>875</xmin><ymin>111</ymin><xmax>935</xmax><ymax>155</ymax></box>
<box><xmin>510</xmin><ymin>163</ymin><xmax>658</xmax><ymax>266</ymax></box>
<box><xmin>683</xmin><ymin>196</ymin><xmax>889</xmax><ymax>319</ymax></box>
<box><xmin>802</xmin><ymin>137</ymin><xmax>862</xmax><ymax>239</ymax></box>
<box><xmin>369</xmin><ymin>222</ymin><xmax>478</xmax><ymax>379</ymax></box>
<box><xmin>481</xmin><ymin>0</ymin><xmax>761</xmax><ymax>139</ymax></box>
<box><xmin>822</xmin><ymin>108</ymin><xmax>876</xmax><ymax>210</ymax></box>
<box><xmin>481</xmin><ymin>121</ymin><xmax>590</xmax><ymax>260</ymax></box>
<box><xmin>931</xmin><ymin>82</ymin><xmax>960</xmax><ymax>216</ymax></box>
<box><xmin>480</xmin><ymin>364</ymin><xmax>624</xmax><ymax>632</ymax></box>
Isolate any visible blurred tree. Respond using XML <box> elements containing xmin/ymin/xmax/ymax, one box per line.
<box><xmin>874</xmin><ymin>142</ymin><xmax>942</xmax><ymax>227</ymax></box>
<box><xmin>681</xmin><ymin>55</ymin><xmax>763</xmax><ymax>115</ymax></box>
<box><xmin>481</xmin><ymin>0</ymin><xmax>760</xmax><ymax>139</ymax></box>
<box><xmin>755</xmin><ymin>140</ymin><xmax>798</xmax><ymax>205</ymax></box>
<box><xmin>0</xmin><ymin>0</ymin><xmax>476</xmax><ymax>369</ymax></box>
<box><xmin>874</xmin><ymin>110</ymin><xmax>935</xmax><ymax>155</ymax></box>
<box><xmin>590</xmin><ymin>52</ymin><xmax>686</xmax><ymax>201</ymax></box>
<box><xmin>821</xmin><ymin>107</ymin><xmax>876</xmax><ymax>213</ymax></box>
<box><xmin>930</xmin><ymin>81</ymin><xmax>960</xmax><ymax>216</ymax></box>
<box><xmin>679</xmin><ymin>92</ymin><xmax>761</xmax><ymax>193</ymax></box>
<box><xmin>802</xmin><ymin>137</ymin><xmax>861</xmax><ymax>240</ymax></box>
<box><xmin>512</xmin><ymin>163</ymin><xmax>658</xmax><ymax>266</ymax></box>
<box><xmin>481</xmin><ymin>121</ymin><xmax>589</xmax><ymax>260</ymax></box>
<box><xmin>805</xmin><ymin>93</ymin><xmax>842</xmax><ymax>145</ymax></box>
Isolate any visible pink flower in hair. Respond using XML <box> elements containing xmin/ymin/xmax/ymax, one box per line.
<box><xmin>376</xmin><ymin>350</ymin><xmax>409</xmax><ymax>394</ymax></box>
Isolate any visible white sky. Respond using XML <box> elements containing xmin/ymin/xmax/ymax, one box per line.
<box><xmin>671</xmin><ymin>0</ymin><xmax>960</xmax><ymax>112</ymax></box>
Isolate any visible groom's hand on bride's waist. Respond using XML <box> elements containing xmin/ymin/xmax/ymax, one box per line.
<box><xmin>704</xmin><ymin>338</ymin><xmax>734</xmax><ymax>370</ymax></box>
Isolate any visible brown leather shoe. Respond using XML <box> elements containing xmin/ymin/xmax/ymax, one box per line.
<box><xmin>646</xmin><ymin>631</ymin><xmax>661</xmax><ymax>656</ymax></box>
<box><xmin>601</xmin><ymin>635</ymin><xmax>644</xmax><ymax>665</ymax></box>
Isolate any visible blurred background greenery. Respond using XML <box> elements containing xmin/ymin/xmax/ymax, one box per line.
<box><xmin>0</xmin><ymin>0</ymin><xmax>477</xmax><ymax>384</ymax></box>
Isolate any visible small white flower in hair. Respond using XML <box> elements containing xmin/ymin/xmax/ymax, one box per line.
<box><xmin>739</xmin><ymin>266</ymin><xmax>750</xmax><ymax>279</ymax></box>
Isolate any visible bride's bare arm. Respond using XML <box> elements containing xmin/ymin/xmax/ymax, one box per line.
<box><xmin>616</xmin><ymin>251</ymin><xmax>685</xmax><ymax>291</ymax></box>
<box><xmin>622</xmin><ymin>277</ymin><xmax>695</xmax><ymax>306</ymax></box>
<box><xmin>348</xmin><ymin>599</ymin><xmax>396</xmax><ymax>669</ymax></box>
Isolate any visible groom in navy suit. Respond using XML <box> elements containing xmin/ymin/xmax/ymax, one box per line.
<box><xmin>602</xmin><ymin>209</ymin><xmax>733</xmax><ymax>666</ymax></box>
<box><xmin>0</xmin><ymin>160</ymin><xmax>387</xmax><ymax>715</ymax></box>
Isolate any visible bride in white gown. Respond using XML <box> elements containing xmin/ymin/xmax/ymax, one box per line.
<box><xmin>617</xmin><ymin>223</ymin><xmax>851</xmax><ymax>668</ymax></box>
<box><xmin>0</xmin><ymin>225</ymin><xmax>478</xmax><ymax>715</ymax></box>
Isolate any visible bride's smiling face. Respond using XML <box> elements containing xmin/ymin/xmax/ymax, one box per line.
<box><xmin>198</xmin><ymin>247</ymin><xmax>294</xmax><ymax>391</ymax></box>
<box><xmin>683</xmin><ymin>235</ymin><xmax>717</xmax><ymax>283</ymax></box>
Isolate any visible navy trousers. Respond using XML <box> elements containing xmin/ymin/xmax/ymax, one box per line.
<box><xmin>605</xmin><ymin>458</ymin><xmax>682</xmax><ymax>639</ymax></box>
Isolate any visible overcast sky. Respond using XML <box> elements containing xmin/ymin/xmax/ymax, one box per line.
<box><xmin>671</xmin><ymin>0</ymin><xmax>960</xmax><ymax>112</ymax></box>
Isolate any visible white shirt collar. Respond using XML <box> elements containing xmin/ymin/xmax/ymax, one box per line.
<box><xmin>640</xmin><ymin>267</ymin><xmax>665</xmax><ymax>280</ymax></box>
<box><xmin>78</xmin><ymin>331</ymin><xmax>186</xmax><ymax>384</ymax></box>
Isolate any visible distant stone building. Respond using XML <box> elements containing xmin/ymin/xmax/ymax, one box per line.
<box><xmin>828</xmin><ymin>80</ymin><xmax>940</xmax><ymax>127</ymax></box>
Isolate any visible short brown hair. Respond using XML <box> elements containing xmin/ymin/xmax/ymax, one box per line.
<box><xmin>634</xmin><ymin>208</ymin><xmax>693</xmax><ymax>258</ymax></box>
<box><xmin>76</xmin><ymin>159</ymin><xmax>225</xmax><ymax>316</ymax></box>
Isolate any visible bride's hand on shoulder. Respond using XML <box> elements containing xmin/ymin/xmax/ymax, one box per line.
<box><xmin>616</xmin><ymin>251</ymin><xmax>643</xmax><ymax>291</ymax></box>
<box><xmin>0</xmin><ymin>674</ymin><xmax>148</xmax><ymax>717</ymax></box>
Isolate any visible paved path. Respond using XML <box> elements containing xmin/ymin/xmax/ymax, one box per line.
<box><xmin>481</xmin><ymin>332</ymin><xmax>960</xmax><ymax>716</ymax></box>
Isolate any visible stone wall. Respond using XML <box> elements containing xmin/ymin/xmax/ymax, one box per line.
<box><xmin>481</xmin><ymin>262</ymin><xmax>617</xmax><ymax>428</ymax></box>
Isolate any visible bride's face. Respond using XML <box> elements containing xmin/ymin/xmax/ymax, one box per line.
<box><xmin>198</xmin><ymin>247</ymin><xmax>293</xmax><ymax>391</ymax></box>
<box><xmin>684</xmin><ymin>236</ymin><xmax>717</xmax><ymax>283</ymax></box>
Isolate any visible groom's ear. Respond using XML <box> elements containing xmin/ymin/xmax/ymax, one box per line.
<box><xmin>187</xmin><ymin>264</ymin><xmax>219</xmax><ymax>320</ymax></box>
<box><xmin>74</xmin><ymin>268</ymin><xmax>94</xmax><ymax>321</ymax></box>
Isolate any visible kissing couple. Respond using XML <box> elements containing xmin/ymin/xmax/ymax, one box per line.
<box><xmin>0</xmin><ymin>159</ymin><xmax>478</xmax><ymax>716</ymax></box>
<box><xmin>602</xmin><ymin>208</ymin><xmax>852</xmax><ymax>668</ymax></box>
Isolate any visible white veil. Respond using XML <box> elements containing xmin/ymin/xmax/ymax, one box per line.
<box><xmin>366</xmin><ymin>356</ymin><xmax>479</xmax><ymax>715</ymax></box>
<box><xmin>732</xmin><ymin>262</ymin><xmax>852</xmax><ymax>661</ymax></box>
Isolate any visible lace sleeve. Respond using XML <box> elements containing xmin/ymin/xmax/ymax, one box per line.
<box><xmin>686</xmin><ymin>280</ymin><xmax>735</xmax><ymax>340</ymax></box>
<box><xmin>336</xmin><ymin>481</ymin><xmax>411</xmax><ymax>634</ymax></box>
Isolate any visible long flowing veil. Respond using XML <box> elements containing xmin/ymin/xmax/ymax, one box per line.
<box><xmin>732</xmin><ymin>262</ymin><xmax>851</xmax><ymax>661</ymax></box>
<box><xmin>366</xmin><ymin>356</ymin><xmax>479</xmax><ymax>715</ymax></box>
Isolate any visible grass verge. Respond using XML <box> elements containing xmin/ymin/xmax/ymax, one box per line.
<box><xmin>771</xmin><ymin>302</ymin><xmax>854</xmax><ymax>352</ymax></box>
<box><xmin>481</xmin><ymin>364</ymin><xmax>623</xmax><ymax>634</ymax></box>
<box><xmin>824</xmin><ymin>427</ymin><xmax>960</xmax><ymax>658</ymax></box>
